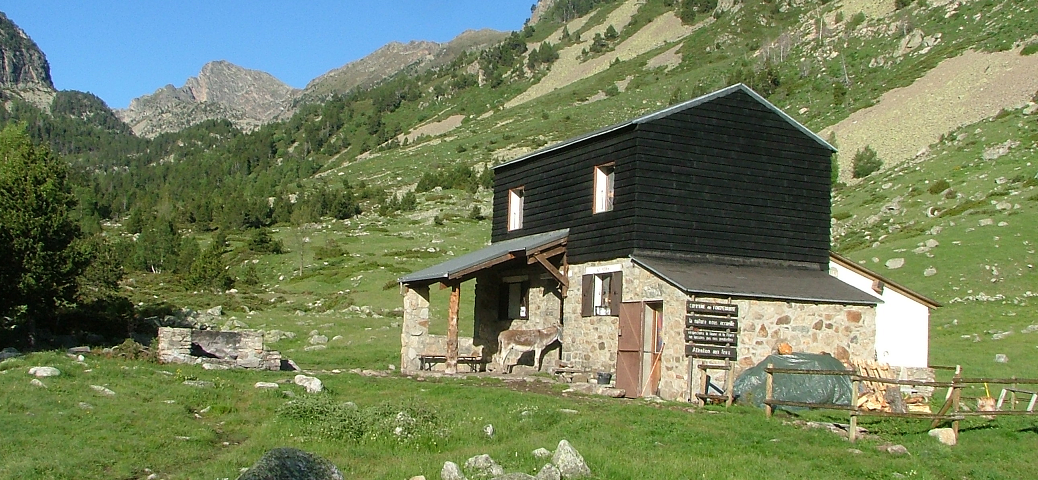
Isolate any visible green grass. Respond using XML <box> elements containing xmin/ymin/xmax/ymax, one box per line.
<box><xmin>4</xmin><ymin>351</ymin><xmax>1038</xmax><ymax>479</ymax></box>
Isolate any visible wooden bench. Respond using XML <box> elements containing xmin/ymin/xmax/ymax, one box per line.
<box><xmin>419</xmin><ymin>344</ymin><xmax>486</xmax><ymax>372</ymax></box>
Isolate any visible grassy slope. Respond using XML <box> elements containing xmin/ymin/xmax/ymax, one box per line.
<box><xmin>5</xmin><ymin>1</ymin><xmax>1038</xmax><ymax>478</ymax></box>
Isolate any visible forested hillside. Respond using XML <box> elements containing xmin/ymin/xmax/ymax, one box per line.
<box><xmin>1</xmin><ymin>0</ymin><xmax>1036</xmax><ymax>350</ymax></box>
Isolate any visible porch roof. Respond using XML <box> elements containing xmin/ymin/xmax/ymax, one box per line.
<box><xmin>399</xmin><ymin>228</ymin><xmax>569</xmax><ymax>285</ymax></box>
<box><xmin>632</xmin><ymin>254</ymin><xmax>881</xmax><ymax>305</ymax></box>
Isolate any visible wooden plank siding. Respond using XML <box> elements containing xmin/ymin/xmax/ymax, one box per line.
<box><xmin>491</xmin><ymin>87</ymin><xmax>833</xmax><ymax>267</ymax></box>
<box><xmin>492</xmin><ymin>130</ymin><xmax>639</xmax><ymax>264</ymax></box>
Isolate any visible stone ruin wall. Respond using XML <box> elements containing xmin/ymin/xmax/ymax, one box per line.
<box><xmin>562</xmin><ymin>259</ymin><xmax>877</xmax><ymax>402</ymax></box>
<box><xmin>157</xmin><ymin>327</ymin><xmax>282</xmax><ymax>370</ymax></box>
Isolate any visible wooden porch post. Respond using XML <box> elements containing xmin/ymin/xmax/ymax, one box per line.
<box><xmin>445</xmin><ymin>282</ymin><xmax>461</xmax><ymax>374</ymax></box>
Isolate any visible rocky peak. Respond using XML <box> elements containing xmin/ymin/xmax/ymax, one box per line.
<box><xmin>528</xmin><ymin>0</ymin><xmax>558</xmax><ymax>25</ymax></box>
<box><xmin>0</xmin><ymin>12</ymin><xmax>53</xmax><ymax>90</ymax></box>
<box><xmin>118</xmin><ymin>60</ymin><xmax>298</xmax><ymax>138</ymax></box>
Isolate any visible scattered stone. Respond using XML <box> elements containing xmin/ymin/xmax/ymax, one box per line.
<box><xmin>67</xmin><ymin>346</ymin><xmax>91</xmax><ymax>355</ymax></box>
<box><xmin>877</xmin><ymin>444</ymin><xmax>910</xmax><ymax>455</ymax></box>
<box><xmin>294</xmin><ymin>374</ymin><xmax>323</xmax><ymax>393</ymax></box>
<box><xmin>995</xmin><ymin>354</ymin><xmax>1008</xmax><ymax>363</ymax></box>
<box><xmin>29</xmin><ymin>366</ymin><xmax>60</xmax><ymax>377</ymax></box>
<box><xmin>441</xmin><ymin>461</ymin><xmax>466</xmax><ymax>480</ymax></box>
<box><xmin>847</xmin><ymin>449</ymin><xmax>862</xmax><ymax>455</ymax></box>
<box><xmin>924</xmin><ymin>239</ymin><xmax>939</xmax><ymax>248</ymax></box>
<box><xmin>78</xmin><ymin>402</ymin><xmax>93</xmax><ymax>410</ymax></box>
<box><xmin>182</xmin><ymin>380</ymin><xmax>214</xmax><ymax>388</ymax></box>
<box><xmin>238</xmin><ymin>447</ymin><xmax>344</xmax><ymax>480</ymax></box>
<box><xmin>309</xmin><ymin>335</ymin><xmax>328</xmax><ymax>345</ymax></box>
<box><xmin>410</xmin><ymin>476</ymin><xmax>427</xmax><ymax>480</ymax></box>
<box><xmin>998</xmin><ymin>221</ymin><xmax>1009</xmax><ymax>227</ymax></box>
<box><xmin>992</xmin><ymin>331</ymin><xmax>1012</xmax><ymax>340</ymax></box>
<box><xmin>221</xmin><ymin>319</ymin><xmax>249</xmax><ymax>330</ymax></box>
<box><xmin>202</xmin><ymin>363</ymin><xmax>231</xmax><ymax>370</ymax></box>
<box><xmin>494</xmin><ymin>474</ymin><xmax>534</xmax><ymax>480</ymax></box>
<box><xmin>532</xmin><ymin>448</ymin><xmax>552</xmax><ymax>459</ymax></box>
<box><xmin>304</xmin><ymin>345</ymin><xmax>328</xmax><ymax>352</ymax></box>
<box><xmin>979</xmin><ymin>218</ymin><xmax>994</xmax><ymax>227</ymax></box>
<box><xmin>563</xmin><ymin>383</ymin><xmax>625</xmax><ymax>397</ymax></box>
<box><xmin>30</xmin><ymin>378</ymin><xmax>46</xmax><ymax>388</ymax></box>
<box><xmin>885</xmin><ymin>258</ymin><xmax>905</xmax><ymax>269</ymax></box>
<box><xmin>91</xmin><ymin>385</ymin><xmax>116</xmax><ymax>396</ymax></box>
<box><xmin>483</xmin><ymin>424</ymin><xmax>495</xmax><ymax>438</ymax></box>
<box><xmin>206</xmin><ymin>306</ymin><xmax>223</xmax><ymax>317</ymax></box>
<box><xmin>464</xmin><ymin>454</ymin><xmax>505</xmax><ymax>478</ymax></box>
<box><xmin>254</xmin><ymin>382</ymin><xmax>280</xmax><ymax>389</ymax></box>
<box><xmin>552</xmin><ymin>440</ymin><xmax>590</xmax><ymax>479</ymax></box>
<box><xmin>0</xmin><ymin>347</ymin><xmax>20</xmax><ymax>360</ymax></box>
<box><xmin>995</xmin><ymin>201</ymin><xmax>1012</xmax><ymax>211</ymax></box>
<box><xmin>928</xmin><ymin>428</ymin><xmax>957</xmax><ymax>446</ymax></box>
<box><xmin>331</xmin><ymin>335</ymin><xmax>343</xmax><ymax>342</ymax></box>
<box><xmin>535</xmin><ymin>464</ymin><xmax>562</xmax><ymax>480</ymax></box>
<box><xmin>1021</xmin><ymin>325</ymin><xmax>1038</xmax><ymax>334</ymax></box>
<box><xmin>924</xmin><ymin>266</ymin><xmax>937</xmax><ymax>277</ymax></box>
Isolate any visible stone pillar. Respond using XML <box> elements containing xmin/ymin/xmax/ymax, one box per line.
<box><xmin>400</xmin><ymin>284</ymin><xmax>431</xmax><ymax>373</ymax></box>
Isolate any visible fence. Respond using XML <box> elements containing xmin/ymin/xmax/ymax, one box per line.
<box><xmin>762</xmin><ymin>363</ymin><xmax>1038</xmax><ymax>443</ymax></box>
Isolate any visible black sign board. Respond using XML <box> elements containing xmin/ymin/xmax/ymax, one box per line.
<box><xmin>686</xmin><ymin>301</ymin><xmax>738</xmax><ymax>316</ymax></box>
<box><xmin>685</xmin><ymin>344</ymin><xmax>737</xmax><ymax>360</ymax></box>
<box><xmin>686</xmin><ymin>315</ymin><xmax>738</xmax><ymax>330</ymax></box>
<box><xmin>685</xmin><ymin>329</ymin><xmax>738</xmax><ymax>345</ymax></box>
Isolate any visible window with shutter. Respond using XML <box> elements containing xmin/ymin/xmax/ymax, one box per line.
<box><xmin>581</xmin><ymin>271</ymin><xmax>622</xmax><ymax>316</ymax></box>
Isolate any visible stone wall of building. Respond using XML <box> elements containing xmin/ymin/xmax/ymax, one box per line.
<box><xmin>400</xmin><ymin>285</ymin><xmax>431</xmax><ymax>372</ymax></box>
<box><xmin>561</xmin><ymin>259</ymin><xmax>877</xmax><ymax>402</ymax></box>
<box><xmin>156</xmin><ymin>327</ymin><xmax>281</xmax><ymax>370</ymax></box>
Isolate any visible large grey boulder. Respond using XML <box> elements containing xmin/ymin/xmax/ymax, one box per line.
<box><xmin>0</xmin><ymin>347</ymin><xmax>20</xmax><ymax>360</ymax></box>
<box><xmin>294</xmin><ymin>375</ymin><xmax>323</xmax><ymax>393</ymax></box>
<box><xmin>551</xmin><ymin>440</ymin><xmax>590</xmax><ymax>479</ymax></box>
<box><xmin>463</xmin><ymin>454</ymin><xmax>504</xmax><ymax>478</ymax></box>
<box><xmin>237</xmin><ymin>447</ymin><xmax>343</xmax><ymax>480</ymax></box>
<box><xmin>29</xmin><ymin>366</ymin><xmax>60</xmax><ymax>377</ymax></box>
<box><xmin>535</xmin><ymin>464</ymin><xmax>562</xmax><ymax>480</ymax></box>
<box><xmin>440</xmin><ymin>461</ymin><xmax>466</xmax><ymax>480</ymax></box>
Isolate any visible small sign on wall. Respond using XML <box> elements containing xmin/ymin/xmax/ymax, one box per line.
<box><xmin>687</xmin><ymin>301</ymin><xmax>738</xmax><ymax>316</ymax></box>
<box><xmin>684</xmin><ymin>344</ymin><xmax>737</xmax><ymax>360</ymax></box>
<box><xmin>684</xmin><ymin>300</ymin><xmax>739</xmax><ymax>360</ymax></box>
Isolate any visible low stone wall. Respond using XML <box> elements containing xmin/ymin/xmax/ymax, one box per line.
<box><xmin>157</xmin><ymin>327</ymin><xmax>282</xmax><ymax>370</ymax></box>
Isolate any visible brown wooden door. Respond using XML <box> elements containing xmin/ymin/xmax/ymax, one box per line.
<box><xmin>616</xmin><ymin>302</ymin><xmax>644</xmax><ymax>398</ymax></box>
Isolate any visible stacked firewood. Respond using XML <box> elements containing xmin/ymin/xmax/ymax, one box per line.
<box><xmin>853</xmin><ymin>360</ymin><xmax>929</xmax><ymax>413</ymax></box>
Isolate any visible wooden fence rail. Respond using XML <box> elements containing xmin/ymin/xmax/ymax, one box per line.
<box><xmin>761</xmin><ymin>364</ymin><xmax>1038</xmax><ymax>444</ymax></box>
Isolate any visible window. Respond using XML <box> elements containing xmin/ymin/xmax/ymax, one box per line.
<box><xmin>581</xmin><ymin>270</ymin><xmax>621</xmax><ymax>316</ymax></box>
<box><xmin>499</xmin><ymin>280</ymin><xmax>529</xmax><ymax>320</ymax></box>
<box><xmin>593</xmin><ymin>163</ymin><xmax>615</xmax><ymax>213</ymax></box>
<box><xmin>508</xmin><ymin>187</ymin><xmax>524</xmax><ymax>231</ymax></box>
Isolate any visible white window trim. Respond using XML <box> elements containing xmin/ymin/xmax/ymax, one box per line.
<box><xmin>508</xmin><ymin>187</ymin><xmax>524</xmax><ymax>231</ymax></box>
<box><xmin>585</xmin><ymin>264</ymin><xmax>622</xmax><ymax>275</ymax></box>
<box><xmin>593</xmin><ymin>164</ymin><xmax>615</xmax><ymax>213</ymax></box>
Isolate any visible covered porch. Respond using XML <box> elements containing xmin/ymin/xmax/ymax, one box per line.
<box><xmin>398</xmin><ymin>229</ymin><xmax>569</xmax><ymax>374</ymax></box>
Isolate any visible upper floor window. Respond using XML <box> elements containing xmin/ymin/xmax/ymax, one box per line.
<box><xmin>508</xmin><ymin>187</ymin><xmax>524</xmax><ymax>231</ymax></box>
<box><xmin>594</xmin><ymin>163</ymin><xmax>615</xmax><ymax>213</ymax></box>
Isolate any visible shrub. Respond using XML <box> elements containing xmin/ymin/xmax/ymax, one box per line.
<box><xmin>927</xmin><ymin>179</ymin><xmax>950</xmax><ymax>195</ymax></box>
<box><xmin>847</xmin><ymin>12</ymin><xmax>866</xmax><ymax>29</ymax></box>
<box><xmin>852</xmin><ymin>146</ymin><xmax>883</xmax><ymax>178</ymax></box>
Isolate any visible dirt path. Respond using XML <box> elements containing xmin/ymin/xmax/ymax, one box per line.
<box><xmin>823</xmin><ymin>48</ymin><xmax>1038</xmax><ymax>178</ymax></box>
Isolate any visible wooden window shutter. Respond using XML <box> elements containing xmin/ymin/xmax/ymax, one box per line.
<box><xmin>608</xmin><ymin>271</ymin><xmax>622</xmax><ymax>316</ymax></box>
<box><xmin>581</xmin><ymin>274</ymin><xmax>594</xmax><ymax>316</ymax></box>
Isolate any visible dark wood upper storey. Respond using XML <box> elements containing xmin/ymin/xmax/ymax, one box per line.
<box><xmin>491</xmin><ymin>84</ymin><xmax>836</xmax><ymax>267</ymax></box>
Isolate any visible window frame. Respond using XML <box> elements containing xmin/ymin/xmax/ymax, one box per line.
<box><xmin>507</xmin><ymin>186</ymin><xmax>525</xmax><ymax>231</ymax></box>
<box><xmin>499</xmin><ymin>280</ymin><xmax>530</xmax><ymax>320</ymax></box>
<box><xmin>581</xmin><ymin>270</ymin><xmax>622</xmax><ymax>316</ymax></box>
<box><xmin>593</xmin><ymin>163</ymin><xmax>615</xmax><ymax>214</ymax></box>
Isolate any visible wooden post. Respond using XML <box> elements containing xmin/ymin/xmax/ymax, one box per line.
<box><xmin>724</xmin><ymin>358</ymin><xmax>734</xmax><ymax>408</ymax></box>
<box><xmin>849</xmin><ymin>378</ymin><xmax>860</xmax><ymax>443</ymax></box>
<box><xmin>445</xmin><ymin>282</ymin><xmax>460</xmax><ymax>375</ymax></box>
<box><xmin>765</xmin><ymin>363</ymin><xmax>774</xmax><ymax>419</ymax></box>
<box><xmin>699</xmin><ymin>361</ymin><xmax>708</xmax><ymax>405</ymax></box>
<box><xmin>951</xmin><ymin>379</ymin><xmax>961</xmax><ymax>440</ymax></box>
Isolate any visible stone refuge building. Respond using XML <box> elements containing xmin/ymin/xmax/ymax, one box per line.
<box><xmin>157</xmin><ymin>327</ymin><xmax>282</xmax><ymax>370</ymax></box>
<box><xmin>399</xmin><ymin>84</ymin><xmax>881</xmax><ymax>402</ymax></box>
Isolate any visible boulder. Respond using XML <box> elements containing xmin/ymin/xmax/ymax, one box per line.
<box><xmin>928</xmin><ymin>428</ymin><xmax>957</xmax><ymax>446</ymax></box>
<box><xmin>535</xmin><ymin>464</ymin><xmax>562</xmax><ymax>480</ymax></box>
<box><xmin>237</xmin><ymin>447</ymin><xmax>343</xmax><ymax>480</ymax></box>
<box><xmin>551</xmin><ymin>440</ymin><xmax>590</xmax><ymax>479</ymax></box>
<box><xmin>28</xmin><ymin>366</ymin><xmax>60</xmax><ymax>377</ymax></box>
<box><xmin>463</xmin><ymin>454</ymin><xmax>504</xmax><ymax>478</ymax></box>
<box><xmin>885</xmin><ymin>258</ymin><xmax>905</xmax><ymax>269</ymax></box>
<box><xmin>309</xmin><ymin>335</ymin><xmax>328</xmax><ymax>345</ymax></box>
<box><xmin>294</xmin><ymin>374</ymin><xmax>323</xmax><ymax>393</ymax></box>
<box><xmin>995</xmin><ymin>354</ymin><xmax>1008</xmax><ymax>363</ymax></box>
<box><xmin>532</xmin><ymin>448</ymin><xmax>552</xmax><ymax>460</ymax></box>
<box><xmin>207</xmin><ymin>306</ymin><xmax>223</xmax><ymax>317</ymax></box>
<box><xmin>440</xmin><ymin>461</ymin><xmax>466</xmax><ymax>480</ymax></box>
<box><xmin>0</xmin><ymin>346</ymin><xmax>21</xmax><ymax>360</ymax></box>
<box><xmin>30</xmin><ymin>378</ymin><xmax>46</xmax><ymax>388</ymax></box>
<box><xmin>255</xmin><ymin>382</ymin><xmax>280</xmax><ymax>389</ymax></box>
<box><xmin>91</xmin><ymin>385</ymin><xmax>116</xmax><ymax>396</ymax></box>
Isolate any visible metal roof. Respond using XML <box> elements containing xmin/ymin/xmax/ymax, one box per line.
<box><xmin>494</xmin><ymin>83</ymin><xmax>836</xmax><ymax>171</ymax></box>
<box><xmin>632</xmin><ymin>254</ymin><xmax>880</xmax><ymax>305</ymax></box>
<box><xmin>398</xmin><ymin>228</ymin><xmax>569</xmax><ymax>285</ymax></box>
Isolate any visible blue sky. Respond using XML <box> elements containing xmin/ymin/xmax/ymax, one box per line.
<box><xmin>3</xmin><ymin>1</ymin><xmax>535</xmax><ymax>109</ymax></box>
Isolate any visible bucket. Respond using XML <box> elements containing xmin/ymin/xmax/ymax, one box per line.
<box><xmin>596</xmin><ymin>372</ymin><xmax>612</xmax><ymax>385</ymax></box>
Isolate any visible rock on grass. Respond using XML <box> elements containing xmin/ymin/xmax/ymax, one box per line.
<box><xmin>237</xmin><ymin>447</ymin><xmax>343</xmax><ymax>480</ymax></box>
